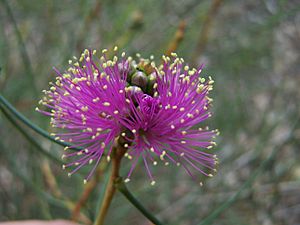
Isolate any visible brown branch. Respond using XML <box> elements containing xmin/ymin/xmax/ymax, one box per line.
<box><xmin>165</xmin><ymin>20</ymin><xmax>187</xmax><ymax>56</ymax></box>
<box><xmin>71</xmin><ymin>163</ymin><xmax>106</xmax><ymax>222</ymax></box>
<box><xmin>192</xmin><ymin>0</ymin><xmax>223</xmax><ymax>66</ymax></box>
<box><xmin>93</xmin><ymin>145</ymin><xmax>126</xmax><ymax>225</ymax></box>
<box><xmin>41</xmin><ymin>159</ymin><xmax>63</xmax><ymax>198</ymax></box>
<box><xmin>76</xmin><ymin>0</ymin><xmax>102</xmax><ymax>51</ymax></box>
<box><xmin>41</xmin><ymin>159</ymin><xmax>92</xmax><ymax>224</ymax></box>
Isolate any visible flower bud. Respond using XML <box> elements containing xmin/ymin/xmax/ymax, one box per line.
<box><xmin>137</xmin><ymin>60</ymin><xmax>155</xmax><ymax>75</ymax></box>
<box><xmin>125</xmin><ymin>85</ymin><xmax>143</xmax><ymax>106</ymax></box>
<box><xmin>118</xmin><ymin>62</ymin><xmax>136</xmax><ymax>82</ymax></box>
<box><xmin>146</xmin><ymin>72</ymin><xmax>157</xmax><ymax>96</ymax></box>
<box><xmin>131</xmin><ymin>71</ymin><xmax>148</xmax><ymax>92</ymax></box>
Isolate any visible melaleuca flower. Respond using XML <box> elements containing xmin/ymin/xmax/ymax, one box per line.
<box><xmin>37</xmin><ymin>48</ymin><xmax>219</xmax><ymax>185</ymax></box>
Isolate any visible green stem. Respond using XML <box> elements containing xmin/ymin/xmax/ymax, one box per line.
<box><xmin>0</xmin><ymin>104</ymin><xmax>62</xmax><ymax>164</ymax></box>
<box><xmin>115</xmin><ymin>179</ymin><xmax>164</xmax><ymax>225</ymax></box>
<box><xmin>0</xmin><ymin>94</ymin><xmax>80</xmax><ymax>151</ymax></box>
<box><xmin>197</xmin><ymin>118</ymin><xmax>299</xmax><ymax>225</ymax></box>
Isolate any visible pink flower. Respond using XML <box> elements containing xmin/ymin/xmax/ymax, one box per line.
<box><xmin>37</xmin><ymin>49</ymin><xmax>218</xmax><ymax>185</ymax></box>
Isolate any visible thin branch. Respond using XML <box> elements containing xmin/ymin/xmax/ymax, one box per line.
<box><xmin>115</xmin><ymin>179</ymin><xmax>164</xmax><ymax>225</ymax></box>
<box><xmin>72</xmin><ymin>163</ymin><xmax>107</xmax><ymax>222</ymax></box>
<box><xmin>76</xmin><ymin>0</ymin><xmax>102</xmax><ymax>51</ymax></box>
<box><xmin>94</xmin><ymin>146</ymin><xmax>126</xmax><ymax>225</ymax></box>
<box><xmin>0</xmin><ymin>94</ymin><xmax>81</xmax><ymax>151</ymax></box>
<box><xmin>0</xmin><ymin>104</ymin><xmax>62</xmax><ymax>164</ymax></box>
<box><xmin>192</xmin><ymin>0</ymin><xmax>223</xmax><ymax>66</ymax></box>
<box><xmin>165</xmin><ymin>20</ymin><xmax>187</xmax><ymax>56</ymax></box>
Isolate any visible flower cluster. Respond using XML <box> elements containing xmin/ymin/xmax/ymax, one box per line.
<box><xmin>37</xmin><ymin>48</ymin><xmax>219</xmax><ymax>185</ymax></box>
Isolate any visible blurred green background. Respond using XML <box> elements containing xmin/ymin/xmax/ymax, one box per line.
<box><xmin>0</xmin><ymin>0</ymin><xmax>299</xmax><ymax>224</ymax></box>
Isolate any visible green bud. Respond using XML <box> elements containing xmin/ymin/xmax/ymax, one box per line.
<box><xmin>125</xmin><ymin>86</ymin><xmax>143</xmax><ymax>105</ymax></box>
<box><xmin>131</xmin><ymin>71</ymin><xmax>148</xmax><ymax>92</ymax></box>
<box><xmin>146</xmin><ymin>72</ymin><xmax>157</xmax><ymax>96</ymax></box>
<box><xmin>118</xmin><ymin>62</ymin><xmax>136</xmax><ymax>82</ymax></box>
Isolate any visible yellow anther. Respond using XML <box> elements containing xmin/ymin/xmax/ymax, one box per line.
<box><xmin>81</xmin><ymin>106</ymin><xmax>88</xmax><ymax>111</ymax></box>
<box><xmin>92</xmin><ymin>97</ymin><xmax>100</xmax><ymax>103</ymax></box>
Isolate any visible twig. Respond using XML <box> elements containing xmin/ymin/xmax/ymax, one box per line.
<box><xmin>192</xmin><ymin>0</ymin><xmax>223</xmax><ymax>66</ymax></box>
<box><xmin>76</xmin><ymin>0</ymin><xmax>102</xmax><ymax>51</ymax></box>
<box><xmin>72</xmin><ymin>163</ymin><xmax>107</xmax><ymax>222</ymax></box>
<box><xmin>94</xmin><ymin>146</ymin><xmax>126</xmax><ymax>225</ymax></box>
<box><xmin>42</xmin><ymin>159</ymin><xmax>63</xmax><ymax>198</ymax></box>
<box><xmin>0</xmin><ymin>94</ymin><xmax>81</xmax><ymax>151</ymax></box>
<box><xmin>165</xmin><ymin>20</ymin><xmax>187</xmax><ymax>56</ymax></box>
<box><xmin>0</xmin><ymin>104</ymin><xmax>62</xmax><ymax>164</ymax></box>
<box><xmin>116</xmin><ymin>179</ymin><xmax>164</xmax><ymax>225</ymax></box>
